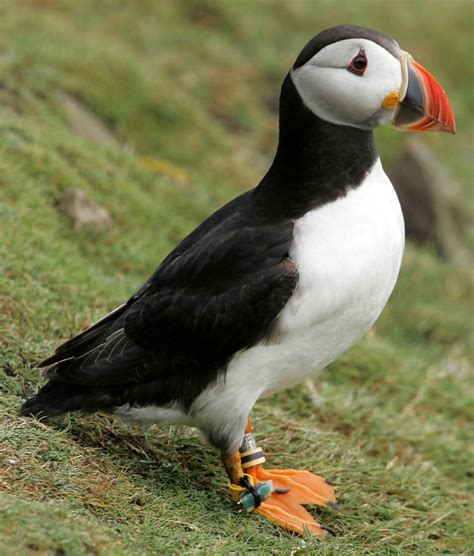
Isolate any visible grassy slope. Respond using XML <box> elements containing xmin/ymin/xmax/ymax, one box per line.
<box><xmin>0</xmin><ymin>1</ymin><xmax>473</xmax><ymax>554</ymax></box>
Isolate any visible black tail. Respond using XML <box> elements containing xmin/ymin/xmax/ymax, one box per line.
<box><xmin>21</xmin><ymin>380</ymin><xmax>123</xmax><ymax>418</ymax></box>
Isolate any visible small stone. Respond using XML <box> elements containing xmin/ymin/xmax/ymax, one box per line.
<box><xmin>56</xmin><ymin>92</ymin><xmax>120</xmax><ymax>148</ymax></box>
<box><xmin>56</xmin><ymin>187</ymin><xmax>112</xmax><ymax>233</ymax></box>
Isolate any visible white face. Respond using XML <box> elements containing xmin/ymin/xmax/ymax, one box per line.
<box><xmin>291</xmin><ymin>38</ymin><xmax>402</xmax><ymax>130</ymax></box>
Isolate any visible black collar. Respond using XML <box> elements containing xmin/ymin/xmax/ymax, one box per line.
<box><xmin>254</xmin><ymin>74</ymin><xmax>377</xmax><ymax>218</ymax></box>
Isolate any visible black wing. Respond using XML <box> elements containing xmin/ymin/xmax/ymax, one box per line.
<box><xmin>41</xmin><ymin>191</ymin><xmax>298</xmax><ymax>401</ymax></box>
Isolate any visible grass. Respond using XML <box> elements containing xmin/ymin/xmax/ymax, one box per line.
<box><xmin>0</xmin><ymin>1</ymin><xmax>473</xmax><ymax>554</ymax></box>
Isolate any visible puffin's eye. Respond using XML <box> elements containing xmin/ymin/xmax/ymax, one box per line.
<box><xmin>348</xmin><ymin>51</ymin><xmax>367</xmax><ymax>76</ymax></box>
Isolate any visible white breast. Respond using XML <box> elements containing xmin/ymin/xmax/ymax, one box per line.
<box><xmin>269</xmin><ymin>157</ymin><xmax>405</xmax><ymax>386</ymax></box>
<box><xmin>280</xmin><ymin>157</ymin><xmax>404</xmax><ymax>341</ymax></box>
<box><xmin>190</xmin><ymin>159</ymin><xmax>404</xmax><ymax>437</ymax></box>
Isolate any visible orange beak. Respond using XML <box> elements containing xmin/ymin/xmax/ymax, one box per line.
<box><xmin>393</xmin><ymin>53</ymin><xmax>455</xmax><ymax>134</ymax></box>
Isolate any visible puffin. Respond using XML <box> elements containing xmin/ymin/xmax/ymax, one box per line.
<box><xmin>22</xmin><ymin>25</ymin><xmax>455</xmax><ymax>536</ymax></box>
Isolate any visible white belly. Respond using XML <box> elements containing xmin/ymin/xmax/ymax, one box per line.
<box><xmin>191</xmin><ymin>159</ymin><xmax>404</xmax><ymax>430</ymax></box>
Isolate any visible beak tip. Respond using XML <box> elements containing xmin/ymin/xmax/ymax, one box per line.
<box><xmin>444</xmin><ymin>118</ymin><xmax>456</xmax><ymax>135</ymax></box>
<box><xmin>395</xmin><ymin>55</ymin><xmax>456</xmax><ymax>137</ymax></box>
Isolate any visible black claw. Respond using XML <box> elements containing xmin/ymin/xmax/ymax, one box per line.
<box><xmin>325</xmin><ymin>500</ymin><xmax>342</xmax><ymax>512</ymax></box>
<box><xmin>320</xmin><ymin>524</ymin><xmax>337</xmax><ymax>536</ymax></box>
<box><xmin>274</xmin><ymin>488</ymin><xmax>291</xmax><ymax>494</ymax></box>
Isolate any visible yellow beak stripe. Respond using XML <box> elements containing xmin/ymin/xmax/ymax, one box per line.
<box><xmin>382</xmin><ymin>91</ymin><xmax>400</xmax><ymax>110</ymax></box>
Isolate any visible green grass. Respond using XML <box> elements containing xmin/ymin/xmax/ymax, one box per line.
<box><xmin>1</xmin><ymin>1</ymin><xmax>473</xmax><ymax>554</ymax></box>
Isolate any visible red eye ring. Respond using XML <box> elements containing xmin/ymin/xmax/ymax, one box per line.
<box><xmin>348</xmin><ymin>51</ymin><xmax>367</xmax><ymax>76</ymax></box>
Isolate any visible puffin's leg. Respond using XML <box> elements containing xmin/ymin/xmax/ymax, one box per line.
<box><xmin>222</xmin><ymin>418</ymin><xmax>337</xmax><ymax>536</ymax></box>
<box><xmin>221</xmin><ymin>451</ymin><xmax>244</xmax><ymax>485</ymax></box>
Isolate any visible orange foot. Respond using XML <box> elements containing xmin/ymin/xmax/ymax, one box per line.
<box><xmin>247</xmin><ymin>464</ymin><xmax>337</xmax><ymax>536</ymax></box>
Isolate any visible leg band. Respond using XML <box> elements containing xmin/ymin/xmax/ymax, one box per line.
<box><xmin>239</xmin><ymin>475</ymin><xmax>262</xmax><ymax>508</ymax></box>
<box><xmin>239</xmin><ymin>431</ymin><xmax>265</xmax><ymax>469</ymax></box>
<box><xmin>240</xmin><ymin>447</ymin><xmax>266</xmax><ymax>469</ymax></box>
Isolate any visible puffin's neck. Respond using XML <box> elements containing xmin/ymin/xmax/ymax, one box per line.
<box><xmin>255</xmin><ymin>73</ymin><xmax>378</xmax><ymax>218</ymax></box>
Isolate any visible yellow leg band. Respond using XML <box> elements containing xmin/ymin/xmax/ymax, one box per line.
<box><xmin>240</xmin><ymin>447</ymin><xmax>266</xmax><ymax>470</ymax></box>
<box><xmin>228</xmin><ymin>473</ymin><xmax>255</xmax><ymax>503</ymax></box>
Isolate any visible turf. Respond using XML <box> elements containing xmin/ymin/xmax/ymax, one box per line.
<box><xmin>0</xmin><ymin>1</ymin><xmax>473</xmax><ymax>554</ymax></box>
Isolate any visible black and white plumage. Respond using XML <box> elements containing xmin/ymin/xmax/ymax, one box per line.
<box><xmin>22</xmin><ymin>25</ymin><xmax>452</xmax><ymax>457</ymax></box>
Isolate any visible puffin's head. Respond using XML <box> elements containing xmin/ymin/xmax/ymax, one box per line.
<box><xmin>291</xmin><ymin>25</ymin><xmax>455</xmax><ymax>133</ymax></box>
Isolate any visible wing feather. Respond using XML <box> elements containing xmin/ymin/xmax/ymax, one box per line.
<box><xmin>41</xmin><ymin>192</ymin><xmax>298</xmax><ymax>393</ymax></box>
